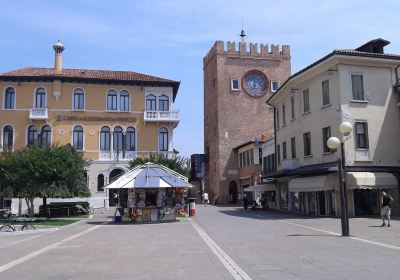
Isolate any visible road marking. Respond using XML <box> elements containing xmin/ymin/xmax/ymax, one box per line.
<box><xmin>0</xmin><ymin>228</ymin><xmax>59</xmax><ymax>249</ymax></box>
<box><xmin>280</xmin><ymin>220</ymin><xmax>400</xmax><ymax>251</ymax></box>
<box><xmin>280</xmin><ymin>220</ymin><xmax>341</xmax><ymax>236</ymax></box>
<box><xmin>189</xmin><ymin>218</ymin><xmax>252</xmax><ymax>280</ymax></box>
<box><xmin>0</xmin><ymin>225</ymin><xmax>101</xmax><ymax>273</ymax></box>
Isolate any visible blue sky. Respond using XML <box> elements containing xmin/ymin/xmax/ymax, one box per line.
<box><xmin>1</xmin><ymin>1</ymin><xmax>399</xmax><ymax>158</ymax></box>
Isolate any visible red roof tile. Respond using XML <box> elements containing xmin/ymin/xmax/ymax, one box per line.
<box><xmin>0</xmin><ymin>67</ymin><xmax>178</xmax><ymax>83</ymax></box>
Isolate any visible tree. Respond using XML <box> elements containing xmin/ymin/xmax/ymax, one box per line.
<box><xmin>128</xmin><ymin>154</ymin><xmax>190</xmax><ymax>177</ymax></box>
<box><xmin>0</xmin><ymin>144</ymin><xmax>90</xmax><ymax>216</ymax></box>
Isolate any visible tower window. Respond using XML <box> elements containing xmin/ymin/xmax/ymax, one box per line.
<box><xmin>231</xmin><ymin>79</ymin><xmax>240</xmax><ymax>91</ymax></box>
<box><xmin>271</xmin><ymin>81</ymin><xmax>279</xmax><ymax>93</ymax></box>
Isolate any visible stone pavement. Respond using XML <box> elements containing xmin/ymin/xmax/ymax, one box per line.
<box><xmin>0</xmin><ymin>206</ymin><xmax>399</xmax><ymax>279</ymax></box>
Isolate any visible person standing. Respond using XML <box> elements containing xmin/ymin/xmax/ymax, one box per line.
<box><xmin>380</xmin><ymin>191</ymin><xmax>394</xmax><ymax>227</ymax></box>
<box><xmin>202</xmin><ymin>192</ymin><xmax>209</xmax><ymax>206</ymax></box>
<box><xmin>243</xmin><ymin>194</ymin><xmax>249</xmax><ymax>212</ymax></box>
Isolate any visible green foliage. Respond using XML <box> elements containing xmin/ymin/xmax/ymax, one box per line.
<box><xmin>128</xmin><ymin>154</ymin><xmax>190</xmax><ymax>177</ymax></box>
<box><xmin>0</xmin><ymin>144</ymin><xmax>90</xmax><ymax>216</ymax></box>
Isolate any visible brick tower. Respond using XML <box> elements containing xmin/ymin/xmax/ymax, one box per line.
<box><xmin>203</xmin><ymin>40</ymin><xmax>291</xmax><ymax>203</ymax></box>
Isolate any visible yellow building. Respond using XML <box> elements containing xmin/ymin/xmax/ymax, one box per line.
<box><xmin>0</xmin><ymin>41</ymin><xmax>180</xmax><ymax>205</ymax></box>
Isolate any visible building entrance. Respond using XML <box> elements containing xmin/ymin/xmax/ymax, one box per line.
<box><xmin>229</xmin><ymin>181</ymin><xmax>237</xmax><ymax>204</ymax></box>
<box><xmin>109</xmin><ymin>169</ymin><xmax>125</xmax><ymax>206</ymax></box>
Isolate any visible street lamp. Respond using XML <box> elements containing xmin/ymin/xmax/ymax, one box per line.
<box><xmin>327</xmin><ymin>121</ymin><xmax>353</xmax><ymax>237</ymax></box>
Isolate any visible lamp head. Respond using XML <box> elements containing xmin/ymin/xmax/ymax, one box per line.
<box><xmin>327</xmin><ymin>137</ymin><xmax>340</xmax><ymax>150</ymax></box>
<box><xmin>339</xmin><ymin>121</ymin><xmax>353</xmax><ymax>136</ymax></box>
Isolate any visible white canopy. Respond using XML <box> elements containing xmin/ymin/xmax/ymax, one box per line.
<box><xmin>346</xmin><ymin>172</ymin><xmax>397</xmax><ymax>189</ymax></box>
<box><xmin>104</xmin><ymin>162</ymin><xmax>192</xmax><ymax>189</ymax></box>
<box><xmin>289</xmin><ymin>175</ymin><xmax>336</xmax><ymax>192</ymax></box>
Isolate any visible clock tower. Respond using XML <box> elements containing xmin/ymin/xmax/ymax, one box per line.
<box><xmin>203</xmin><ymin>40</ymin><xmax>291</xmax><ymax>203</ymax></box>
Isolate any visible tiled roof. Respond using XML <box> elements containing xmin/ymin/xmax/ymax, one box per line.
<box><xmin>267</xmin><ymin>49</ymin><xmax>400</xmax><ymax>104</ymax></box>
<box><xmin>0</xmin><ymin>67</ymin><xmax>177</xmax><ymax>83</ymax></box>
<box><xmin>0</xmin><ymin>67</ymin><xmax>180</xmax><ymax>98</ymax></box>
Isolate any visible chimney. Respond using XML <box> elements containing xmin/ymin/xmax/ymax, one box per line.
<box><xmin>53</xmin><ymin>39</ymin><xmax>65</xmax><ymax>74</ymax></box>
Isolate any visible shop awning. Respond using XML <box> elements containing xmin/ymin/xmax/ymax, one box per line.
<box><xmin>289</xmin><ymin>175</ymin><xmax>336</xmax><ymax>192</ymax></box>
<box><xmin>346</xmin><ymin>172</ymin><xmax>398</xmax><ymax>189</ymax></box>
<box><xmin>245</xmin><ymin>184</ymin><xmax>276</xmax><ymax>192</ymax></box>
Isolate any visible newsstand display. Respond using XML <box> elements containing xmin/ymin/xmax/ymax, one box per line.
<box><xmin>114</xmin><ymin>187</ymin><xmax>189</xmax><ymax>222</ymax></box>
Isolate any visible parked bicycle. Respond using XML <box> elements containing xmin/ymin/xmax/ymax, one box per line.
<box><xmin>75</xmin><ymin>204</ymin><xmax>94</xmax><ymax>215</ymax></box>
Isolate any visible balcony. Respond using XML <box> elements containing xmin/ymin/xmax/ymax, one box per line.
<box><xmin>99</xmin><ymin>151</ymin><xmax>176</xmax><ymax>161</ymax></box>
<box><xmin>143</xmin><ymin>110</ymin><xmax>180</xmax><ymax>123</ymax></box>
<box><xmin>29</xmin><ymin>108</ymin><xmax>48</xmax><ymax>120</ymax></box>
<box><xmin>282</xmin><ymin>159</ymin><xmax>300</xmax><ymax>171</ymax></box>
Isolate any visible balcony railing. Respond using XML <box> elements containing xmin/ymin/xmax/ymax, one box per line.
<box><xmin>29</xmin><ymin>108</ymin><xmax>48</xmax><ymax>120</ymax></box>
<box><xmin>99</xmin><ymin>150</ymin><xmax>176</xmax><ymax>161</ymax></box>
<box><xmin>143</xmin><ymin>110</ymin><xmax>179</xmax><ymax>123</ymax></box>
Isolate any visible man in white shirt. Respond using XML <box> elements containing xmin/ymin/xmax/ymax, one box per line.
<box><xmin>202</xmin><ymin>192</ymin><xmax>209</xmax><ymax>206</ymax></box>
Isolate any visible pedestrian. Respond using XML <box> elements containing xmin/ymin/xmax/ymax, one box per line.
<box><xmin>113</xmin><ymin>192</ymin><xmax>119</xmax><ymax>206</ymax></box>
<box><xmin>380</xmin><ymin>191</ymin><xmax>394</xmax><ymax>227</ymax></box>
<box><xmin>243</xmin><ymin>194</ymin><xmax>249</xmax><ymax>212</ymax></box>
<box><xmin>202</xmin><ymin>192</ymin><xmax>209</xmax><ymax>206</ymax></box>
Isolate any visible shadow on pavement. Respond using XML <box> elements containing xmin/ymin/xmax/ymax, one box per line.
<box><xmin>287</xmin><ymin>234</ymin><xmax>340</xmax><ymax>237</ymax></box>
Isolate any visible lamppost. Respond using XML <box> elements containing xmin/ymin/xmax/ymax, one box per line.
<box><xmin>327</xmin><ymin>121</ymin><xmax>353</xmax><ymax>237</ymax></box>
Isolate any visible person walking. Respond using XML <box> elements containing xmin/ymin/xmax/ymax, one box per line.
<box><xmin>243</xmin><ymin>194</ymin><xmax>249</xmax><ymax>212</ymax></box>
<box><xmin>202</xmin><ymin>192</ymin><xmax>209</xmax><ymax>206</ymax></box>
<box><xmin>380</xmin><ymin>191</ymin><xmax>394</xmax><ymax>227</ymax></box>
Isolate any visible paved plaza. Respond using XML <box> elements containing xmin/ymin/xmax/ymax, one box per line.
<box><xmin>0</xmin><ymin>206</ymin><xmax>400</xmax><ymax>280</ymax></box>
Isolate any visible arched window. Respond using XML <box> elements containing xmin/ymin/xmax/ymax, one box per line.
<box><xmin>126</xmin><ymin>127</ymin><xmax>136</xmax><ymax>151</ymax></box>
<box><xmin>3</xmin><ymin>125</ymin><xmax>13</xmax><ymax>150</ymax></box>
<box><xmin>107</xmin><ymin>90</ymin><xmax>117</xmax><ymax>111</ymax></box>
<box><xmin>97</xmin><ymin>174</ymin><xmax>104</xmax><ymax>192</ymax></box>
<box><xmin>4</xmin><ymin>87</ymin><xmax>15</xmax><ymax>109</ymax></box>
<box><xmin>73</xmin><ymin>88</ymin><xmax>85</xmax><ymax>110</ymax></box>
<box><xmin>73</xmin><ymin>125</ymin><xmax>84</xmax><ymax>151</ymax></box>
<box><xmin>120</xmin><ymin>90</ymin><xmax>130</xmax><ymax>112</ymax></box>
<box><xmin>113</xmin><ymin>126</ymin><xmax>123</xmax><ymax>152</ymax></box>
<box><xmin>100</xmin><ymin>126</ymin><xmax>111</xmax><ymax>151</ymax></box>
<box><xmin>158</xmin><ymin>127</ymin><xmax>168</xmax><ymax>151</ymax></box>
<box><xmin>146</xmin><ymin>94</ymin><xmax>156</xmax><ymax>111</ymax></box>
<box><xmin>35</xmin><ymin>88</ymin><xmax>46</xmax><ymax>108</ymax></box>
<box><xmin>41</xmin><ymin>125</ymin><xmax>51</xmax><ymax>146</ymax></box>
<box><xmin>27</xmin><ymin>125</ymin><xmax>39</xmax><ymax>145</ymax></box>
<box><xmin>159</xmin><ymin>95</ymin><xmax>169</xmax><ymax>111</ymax></box>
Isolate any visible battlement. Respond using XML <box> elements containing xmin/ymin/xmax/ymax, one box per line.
<box><xmin>203</xmin><ymin>40</ymin><xmax>290</xmax><ymax>65</ymax></box>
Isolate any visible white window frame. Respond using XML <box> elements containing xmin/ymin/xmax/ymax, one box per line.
<box><xmin>3</xmin><ymin>86</ymin><xmax>16</xmax><ymax>110</ymax></box>
<box><xmin>72</xmin><ymin>87</ymin><xmax>86</xmax><ymax>111</ymax></box>
<box><xmin>1</xmin><ymin>124</ymin><xmax>16</xmax><ymax>151</ymax></box>
<box><xmin>72</xmin><ymin>125</ymin><xmax>85</xmax><ymax>151</ymax></box>
<box><xmin>303</xmin><ymin>89</ymin><xmax>310</xmax><ymax>114</ymax></box>
<box><xmin>271</xmin><ymin>81</ymin><xmax>279</xmax><ymax>93</ymax></box>
<box><xmin>231</xmin><ymin>78</ymin><xmax>240</xmax><ymax>91</ymax></box>
<box><xmin>33</xmin><ymin>86</ymin><xmax>47</xmax><ymax>108</ymax></box>
<box><xmin>106</xmin><ymin>89</ymin><xmax>118</xmax><ymax>111</ymax></box>
<box><xmin>321</xmin><ymin>79</ymin><xmax>330</xmax><ymax>107</ymax></box>
<box><xmin>119</xmin><ymin>89</ymin><xmax>131</xmax><ymax>112</ymax></box>
<box><xmin>350</xmin><ymin>73</ymin><xmax>366</xmax><ymax>102</ymax></box>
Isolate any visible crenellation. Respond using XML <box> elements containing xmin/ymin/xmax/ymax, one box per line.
<box><xmin>271</xmin><ymin>44</ymin><xmax>280</xmax><ymax>55</ymax></box>
<box><xmin>227</xmin><ymin>41</ymin><xmax>236</xmax><ymax>53</ymax></box>
<box><xmin>260</xmin><ymin>44</ymin><xmax>269</xmax><ymax>56</ymax></box>
<box><xmin>204</xmin><ymin>40</ymin><xmax>290</xmax><ymax>65</ymax></box>
<box><xmin>250</xmin><ymin>43</ymin><xmax>258</xmax><ymax>56</ymax></box>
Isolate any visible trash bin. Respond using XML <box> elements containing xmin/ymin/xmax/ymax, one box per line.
<box><xmin>188</xmin><ymin>198</ymin><xmax>196</xmax><ymax>216</ymax></box>
<box><xmin>114</xmin><ymin>209</ymin><xmax>121</xmax><ymax>223</ymax></box>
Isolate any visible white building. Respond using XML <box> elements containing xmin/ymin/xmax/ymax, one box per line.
<box><xmin>266</xmin><ymin>39</ymin><xmax>400</xmax><ymax>217</ymax></box>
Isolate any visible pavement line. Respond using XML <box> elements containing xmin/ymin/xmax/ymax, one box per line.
<box><xmin>280</xmin><ymin>220</ymin><xmax>341</xmax><ymax>236</ymax></box>
<box><xmin>0</xmin><ymin>224</ymin><xmax>102</xmax><ymax>273</ymax></box>
<box><xmin>0</xmin><ymin>228</ymin><xmax>59</xmax><ymax>249</ymax></box>
<box><xmin>189</xmin><ymin>218</ymin><xmax>252</xmax><ymax>280</ymax></box>
<box><xmin>280</xmin><ymin>220</ymin><xmax>400</xmax><ymax>251</ymax></box>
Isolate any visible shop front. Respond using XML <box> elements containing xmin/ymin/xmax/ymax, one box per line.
<box><xmin>347</xmin><ymin>172</ymin><xmax>399</xmax><ymax>216</ymax></box>
<box><xmin>105</xmin><ymin>162</ymin><xmax>192</xmax><ymax>223</ymax></box>
<box><xmin>244</xmin><ymin>183</ymin><xmax>276</xmax><ymax>209</ymax></box>
<box><xmin>288</xmin><ymin>174</ymin><xmax>337</xmax><ymax>216</ymax></box>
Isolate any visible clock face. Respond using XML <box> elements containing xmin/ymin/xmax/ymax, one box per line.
<box><xmin>242</xmin><ymin>71</ymin><xmax>268</xmax><ymax>97</ymax></box>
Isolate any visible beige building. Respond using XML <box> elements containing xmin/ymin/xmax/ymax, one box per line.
<box><xmin>0</xmin><ymin>41</ymin><xmax>180</xmax><ymax>206</ymax></box>
<box><xmin>203</xmin><ymin>40</ymin><xmax>291</xmax><ymax>203</ymax></box>
<box><xmin>266</xmin><ymin>39</ymin><xmax>400</xmax><ymax>216</ymax></box>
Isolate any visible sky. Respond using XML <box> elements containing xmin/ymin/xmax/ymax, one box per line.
<box><xmin>1</xmin><ymin>0</ymin><xmax>399</xmax><ymax>158</ymax></box>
